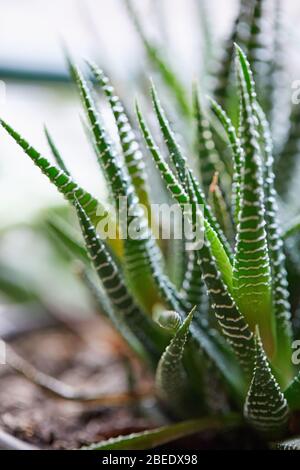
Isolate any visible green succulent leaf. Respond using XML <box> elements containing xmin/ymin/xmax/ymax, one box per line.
<box><xmin>282</xmin><ymin>216</ymin><xmax>300</xmax><ymax>240</ymax></box>
<box><xmin>81</xmin><ymin>414</ymin><xmax>241</xmax><ymax>450</ymax></box>
<box><xmin>136</xmin><ymin>100</ymin><xmax>234</xmax><ymax>282</ymax></box>
<box><xmin>275</xmin><ymin>437</ymin><xmax>300</xmax><ymax>450</ymax></box>
<box><xmin>235</xmin><ymin>44</ymin><xmax>293</xmax><ymax>383</ymax></box>
<box><xmin>209</xmin><ymin>96</ymin><xmax>244</xmax><ymax>225</ymax></box>
<box><xmin>275</xmin><ymin>103</ymin><xmax>300</xmax><ymax>199</ymax></box>
<box><xmin>46</xmin><ymin>216</ymin><xmax>88</xmax><ymax>262</ymax></box>
<box><xmin>125</xmin><ymin>0</ymin><xmax>191</xmax><ymax>119</ymax></box>
<box><xmin>213</xmin><ymin>0</ymin><xmax>253</xmax><ymax>109</ymax></box>
<box><xmin>136</xmin><ymin>101</ymin><xmax>188</xmax><ymax>206</ymax></box>
<box><xmin>88</xmin><ymin>62</ymin><xmax>151</xmax><ymax>210</ymax></box>
<box><xmin>244</xmin><ymin>330</ymin><xmax>289</xmax><ymax>440</ymax></box>
<box><xmin>186</xmin><ymin>172</ymin><xmax>255</xmax><ymax>379</ymax></box>
<box><xmin>151</xmin><ymin>83</ymin><xmax>188</xmax><ymax>185</ymax></box>
<box><xmin>190</xmin><ymin>173</ymin><xmax>234</xmax><ymax>293</ymax></box>
<box><xmin>148</xmin><ymin>87</ymin><xmax>216</xmax><ymax>309</ymax></box>
<box><xmin>44</xmin><ymin>126</ymin><xmax>70</xmax><ymax>175</ymax></box>
<box><xmin>155</xmin><ymin>307</ymin><xmax>195</xmax><ymax>414</ymax></box>
<box><xmin>136</xmin><ymin>102</ymin><xmax>215</xmax><ymax>307</ymax></box>
<box><xmin>196</xmin><ymin>0</ymin><xmax>214</xmax><ymax>80</ymax></box>
<box><xmin>208</xmin><ymin>172</ymin><xmax>234</xmax><ymax>243</ymax></box>
<box><xmin>0</xmin><ymin>119</ymin><xmax>122</xmax><ymax>258</ymax></box>
<box><xmin>256</xmin><ymin>105</ymin><xmax>293</xmax><ymax>385</ymax></box>
<box><xmin>74</xmin><ymin>199</ymin><xmax>166</xmax><ymax>362</ymax></box>
<box><xmin>193</xmin><ymin>87</ymin><xmax>225</xmax><ymax>194</ymax></box>
<box><xmin>284</xmin><ymin>372</ymin><xmax>300</xmax><ymax>411</ymax></box>
<box><xmin>233</xmin><ymin>46</ymin><xmax>274</xmax><ymax>358</ymax></box>
<box><xmin>0</xmin><ymin>263</ymin><xmax>39</xmax><ymax>304</ymax></box>
<box><xmin>246</xmin><ymin>0</ymin><xmax>272</xmax><ymax>111</ymax></box>
<box><xmin>191</xmin><ymin>314</ymin><xmax>246</xmax><ymax>400</ymax></box>
<box><xmin>180</xmin><ymin>249</ymin><xmax>208</xmax><ymax>309</ymax></box>
<box><xmin>78</xmin><ymin>266</ymin><xmax>146</xmax><ymax>360</ymax></box>
<box><xmin>154</xmin><ymin>309</ymin><xmax>182</xmax><ymax>333</ymax></box>
<box><xmin>72</xmin><ymin>61</ymin><xmax>186</xmax><ymax>314</ymax></box>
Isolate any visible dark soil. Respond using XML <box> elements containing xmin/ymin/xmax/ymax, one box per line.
<box><xmin>0</xmin><ymin>318</ymin><xmax>158</xmax><ymax>449</ymax></box>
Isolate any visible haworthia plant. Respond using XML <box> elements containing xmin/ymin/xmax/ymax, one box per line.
<box><xmin>2</xmin><ymin>0</ymin><xmax>300</xmax><ymax>450</ymax></box>
<box><xmin>70</xmin><ymin>60</ymin><xmax>186</xmax><ymax>314</ymax></box>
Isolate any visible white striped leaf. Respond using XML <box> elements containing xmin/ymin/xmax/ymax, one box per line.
<box><xmin>244</xmin><ymin>331</ymin><xmax>289</xmax><ymax>440</ymax></box>
<box><xmin>155</xmin><ymin>307</ymin><xmax>196</xmax><ymax>414</ymax></box>
<box><xmin>0</xmin><ymin>119</ymin><xmax>122</xmax><ymax>258</ymax></box>
<box><xmin>88</xmin><ymin>62</ymin><xmax>151</xmax><ymax>210</ymax></box>
<box><xmin>233</xmin><ymin>45</ymin><xmax>274</xmax><ymax>358</ymax></box>
<box><xmin>74</xmin><ymin>199</ymin><xmax>166</xmax><ymax>362</ymax></box>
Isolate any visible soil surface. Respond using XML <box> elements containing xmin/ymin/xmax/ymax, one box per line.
<box><xmin>0</xmin><ymin>318</ymin><xmax>158</xmax><ymax>449</ymax></box>
<box><xmin>0</xmin><ymin>316</ymin><xmax>268</xmax><ymax>450</ymax></box>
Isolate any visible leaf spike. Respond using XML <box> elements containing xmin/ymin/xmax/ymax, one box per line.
<box><xmin>136</xmin><ymin>100</ymin><xmax>189</xmax><ymax>207</ymax></box>
<box><xmin>150</xmin><ymin>81</ymin><xmax>187</xmax><ymax>185</ymax></box>
<box><xmin>155</xmin><ymin>306</ymin><xmax>196</xmax><ymax>414</ymax></box>
<box><xmin>44</xmin><ymin>126</ymin><xmax>70</xmax><ymax>175</ymax></box>
<box><xmin>244</xmin><ymin>328</ymin><xmax>289</xmax><ymax>440</ymax></box>
<box><xmin>82</xmin><ymin>414</ymin><xmax>241</xmax><ymax>450</ymax></box>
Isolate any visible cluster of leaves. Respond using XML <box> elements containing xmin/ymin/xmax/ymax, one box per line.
<box><xmin>2</xmin><ymin>0</ymin><xmax>300</xmax><ymax>450</ymax></box>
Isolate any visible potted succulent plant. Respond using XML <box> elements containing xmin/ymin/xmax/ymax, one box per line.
<box><xmin>1</xmin><ymin>0</ymin><xmax>300</xmax><ymax>450</ymax></box>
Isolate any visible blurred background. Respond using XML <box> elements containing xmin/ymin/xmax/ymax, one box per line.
<box><xmin>0</xmin><ymin>0</ymin><xmax>300</xmax><ymax>331</ymax></box>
